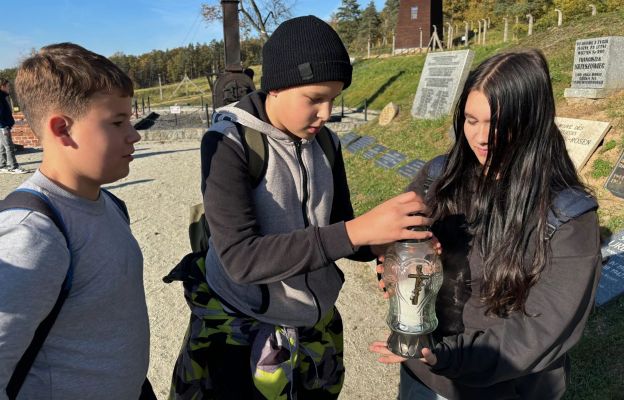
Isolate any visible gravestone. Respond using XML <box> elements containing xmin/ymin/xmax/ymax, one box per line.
<box><xmin>555</xmin><ymin>117</ymin><xmax>611</xmax><ymax>170</ymax></box>
<box><xmin>376</xmin><ymin>150</ymin><xmax>407</xmax><ymax>169</ymax></box>
<box><xmin>605</xmin><ymin>148</ymin><xmax>624</xmax><ymax>199</ymax></box>
<box><xmin>363</xmin><ymin>144</ymin><xmax>387</xmax><ymax>160</ymax></box>
<box><xmin>346</xmin><ymin>135</ymin><xmax>376</xmax><ymax>153</ymax></box>
<box><xmin>379</xmin><ymin>103</ymin><xmax>399</xmax><ymax>126</ymax></box>
<box><xmin>339</xmin><ymin>132</ymin><xmax>361</xmax><ymax>147</ymax></box>
<box><xmin>596</xmin><ymin>229</ymin><xmax>624</xmax><ymax>306</ymax></box>
<box><xmin>411</xmin><ymin>49</ymin><xmax>474</xmax><ymax>119</ymax></box>
<box><xmin>398</xmin><ymin>159</ymin><xmax>426</xmax><ymax>179</ymax></box>
<box><xmin>564</xmin><ymin>36</ymin><xmax>624</xmax><ymax>99</ymax></box>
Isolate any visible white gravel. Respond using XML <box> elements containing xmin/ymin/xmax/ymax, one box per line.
<box><xmin>1</xmin><ymin>141</ymin><xmax>399</xmax><ymax>399</ymax></box>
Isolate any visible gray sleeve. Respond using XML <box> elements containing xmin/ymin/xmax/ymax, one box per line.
<box><xmin>0</xmin><ymin>210</ymin><xmax>70</xmax><ymax>393</ymax></box>
<box><xmin>415</xmin><ymin>211</ymin><xmax>601</xmax><ymax>386</ymax></box>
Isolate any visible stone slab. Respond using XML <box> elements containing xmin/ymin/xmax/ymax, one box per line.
<box><xmin>376</xmin><ymin>150</ymin><xmax>407</xmax><ymax>169</ymax></box>
<box><xmin>605</xmin><ymin>148</ymin><xmax>624</xmax><ymax>199</ymax></box>
<box><xmin>555</xmin><ymin>117</ymin><xmax>611</xmax><ymax>170</ymax></box>
<box><xmin>378</xmin><ymin>102</ymin><xmax>399</xmax><ymax>126</ymax></box>
<box><xmin>411</xmin><ymin>49</ymin><xmax>474</xmax><ymax>119</ymax></box>
<box><xmin>564</xmin><ymin>36</ymin><xmax>624</xmax><ymax>99</ymax></box>
<box><xmin>346</xmin><ymin>135</ymin><xmax>376</xmax><ymax>153</ymax></box>
<box><xmin>397</xmin><ymin>159</ymin><xmax>426</xmax><ymax>179</ymax></box>
<box><xmin>596</xmin><ymin>230</ymin><xmax>624</xmax><ymax>306</ymax></box>
<box><xmin>339</xmin><ymin>132</ymin><xmax>361</xmax><ymax>147</ymax></box>
<box><xmin>363</xmin><ymin>144</ymin><xmax>387</xmax><ymax>160</ymax></box>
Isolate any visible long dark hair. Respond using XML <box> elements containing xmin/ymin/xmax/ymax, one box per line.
<box><xmin>432</xmin><ymin>49</ymin><xmax>584</xmax><ymax>317</ymax></box>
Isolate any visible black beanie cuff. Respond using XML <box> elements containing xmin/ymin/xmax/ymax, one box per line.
<box><xmin>261</xmin><ymin>61</ymin><xmax>352</xmax><ymax>92</ymax></box>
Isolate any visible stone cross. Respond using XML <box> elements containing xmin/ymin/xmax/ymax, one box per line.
<box><xmin>589</xmin><ymin>4</ymin><xmax>597</xmax><ymax>16</ymax></box>
<box><xmin>408</xmin><ymin>265</ymin><xmax>430</xmax><ymax>305</ymax></box>
<box><xmin>555</xmin><ymin>9</ymin><xmax>563</xmax><ymax>26</ymax></box>
<box><xmin>464</xmin><ymin>21</ymin><xmax>469</xmax><ymax>46</ymax></box>
<box><xmin>503</xmin><ymin>17</ymin><xmax>509</xmax><ymax>42</ymax></box>
<box><xmin>527</xmin><ymin>14</ymin><xmax>534</xmax><ymax>36</ymax></box>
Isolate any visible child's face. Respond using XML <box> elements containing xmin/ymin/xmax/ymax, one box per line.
<box><xmin>267</xmin><ymin>81</ymin><xmax>343</xmax><ymax>140</ymax></box>
<box><xmin>464</xmin><ymin>90</ymin><xmax>491</xmax><ymax>166</ymax></box>
<box><xmin>65</xmin><ymin>92</ymin><xmax>140</xmax><ymax>186</ymax></box>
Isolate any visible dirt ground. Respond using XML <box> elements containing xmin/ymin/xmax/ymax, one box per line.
<box><xmin>0</xmin><ymin>141</ymin><xmax>399</xmax><ymax>399</ymax></box>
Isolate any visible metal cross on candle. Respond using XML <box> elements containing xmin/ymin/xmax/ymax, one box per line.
<box><xmin>408</xmin><ymin>264</ymin><xmax>430</xmax><ymax>305</ymax></box>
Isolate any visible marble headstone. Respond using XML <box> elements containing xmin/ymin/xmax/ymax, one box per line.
<box><xmin>411</xmin><ymin>49</ymin><xmax>474</xmax><ymax>119</ymax></box>
<box><xmin>564</xmin><ymin>36</ymin><xmax>624</xmax><ymax>99</ymax></box>
<box><xmin>379</xmin><ymin>102</ymin><xmax>399</xmax><ymax>126</ymax></box>
<box><xmin>605</xmin><ymin>148</ymin><xmax>624</xmax><ymax>199</ymax></box>
<box><xmin>555</xmin><ymin>117</ymin><xmax>611</xmax><ymax>170</ymax></box>
<box><xmin>596</xmin><ymin>230</ymin><xmax>624</xmax><ymax>306</ymax></box>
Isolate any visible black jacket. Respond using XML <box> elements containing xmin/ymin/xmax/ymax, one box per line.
<box><xmin>0</xmin><ymin>91</ymin><xmax>14</xmax><ymax>129</ymax></box>
<box><xmin>402</xmin><ymin>158</ymin><xmax>602</xmax><ymax>400</ymax></box>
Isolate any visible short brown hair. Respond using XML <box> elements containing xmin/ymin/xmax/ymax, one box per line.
<box><xmin>15</xmin><ymin>43</ymin><xmax>133</xmax><ymax>137</ymax></box>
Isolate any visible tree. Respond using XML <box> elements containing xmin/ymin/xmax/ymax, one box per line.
<box><xmin>379</xmin><ymin>0</ymin><xmax>399</xmax><ymax>45</ymax></box>
<box><xmin>358</xmin><ymin>1</ymin><xmax>382</xmax><ymax>48</ymax></box>
<box><xmin>201</xmin><ymin>0</ymin><xmax>292</xmax><ymax>42</ymax></box>
<box><xmin>335</xmin><ymin>0</ymin><xmax>362</xmax><ymax>49</ymax></box>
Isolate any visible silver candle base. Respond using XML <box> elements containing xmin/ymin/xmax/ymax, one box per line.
<box><xmin>387</xmin><ymin>331</ymin><xmax>435</xmax><ymax>358</ymax></box>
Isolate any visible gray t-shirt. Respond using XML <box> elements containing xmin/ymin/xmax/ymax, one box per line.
<box><xmin>0</xmin><ymin>171</ymin><xmax>149</xmax><ymax>399</ymax></box>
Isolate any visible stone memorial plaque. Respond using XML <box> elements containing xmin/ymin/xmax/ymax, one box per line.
<box><xmin>596</xmin><ymin>230</ymin><xmax>624</xmax><ymax>306</ymax></box>
<box><xmin>555</xmin><ymin>117</ymin><xmax>611</xmax><ymax>170</ymax></box>
<box><xmin>346</xmin><ymin>135</ymin><xmax>376</xmax><ymax>153</ymax></box>
<box><xmin>605</xmin><ymin>148</ymin><xmax>624</xmax><ymax>199</ymax></box>
<box><xmin>564</xmin><ymin>36</ymin><xmax>624</xmax><ymax>99</ymax></box>
<box><xmin>339</xmin><ymin>132</ymin><xmax>360</xmax><ymax>147</ymax></box>
<box><xmin>363</xmin><ymin>144</ymin><xmax>387</xmax><ymax>160</ymax></box>
<box><xmin>376</xmin><ymin>150</ymin><xmax>407</xmax><ymax>169</ymax></box>
<box><xmin>378</xmin><ymin>102</ymin><xmax>399</xmax><ymax>126</ymax></box>
<box><xmin>397</xmin><ymin>159</ymin><xmax>426</xmax><ymax>179</ymax></box>
<box><xmin>411</xmin><ymin>49</ymin><xmax>474</xmax><ymax>119</ymax></box>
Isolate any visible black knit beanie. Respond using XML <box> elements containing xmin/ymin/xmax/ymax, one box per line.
<box><xmin>261</xmin><ymin>16</ymin><xmax>352</xmax><ymax>92</ymax></box>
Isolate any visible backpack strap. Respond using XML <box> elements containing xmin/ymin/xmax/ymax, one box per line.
<box><xmin>545</xmin><ymin>188</ymin><xmax>598</xmax><ymax>240</ymax></box>
<box><xmin>101</xmin><ymin>188</ymin><xmax>130</xmax><ymax>222</ymax></box>
<box><xmin>424</xmin><ymin>155</ymin><xmax>448</xmax><ymax>194</ymax></box>
<box><xmin>0</xmin><ymin>189</ymin><xmax>72</xmax><ymax>400</ymax></box>
<box><xmin>238</xmin><ymin>124</ymin><xmax>269</xmax><ymax>189</ymax></box>
<box><xmin>316</xmin><ymin>127</ymin><xmax>337</xmax><ymax>169</ymax></box>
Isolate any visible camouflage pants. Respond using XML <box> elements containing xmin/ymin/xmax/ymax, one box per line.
<box><xmin>169</xmin><ymin>260</ymin><xmax>344</xmax><ymax>400</ymax></box>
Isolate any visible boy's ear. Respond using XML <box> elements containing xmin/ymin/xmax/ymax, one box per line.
<box><xmin>48</xmin><ymin>115</ymin><xmax>75</xmax><ymax>146</ymax></box>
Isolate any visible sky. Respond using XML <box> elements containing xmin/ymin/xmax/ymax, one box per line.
<box><xmin>0</xmin><ymin>0</ymin><xmax>386</xmax><ymax>70</ymax></box>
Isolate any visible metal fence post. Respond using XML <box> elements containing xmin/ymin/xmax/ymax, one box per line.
<box><xmin>364</xmin><ymin>99</ymin><xmax>368</xmax><ymax>121</ymax></box>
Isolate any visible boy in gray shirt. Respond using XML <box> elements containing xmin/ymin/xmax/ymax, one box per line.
<box><xmin>0</xmin><ymin>43</ymin><xmax>150</xmax><ymax>399</ymax></box>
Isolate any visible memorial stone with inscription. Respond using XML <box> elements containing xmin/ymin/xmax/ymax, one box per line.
<box><xmin>555</xmin><ymin>117</ymin><xmax>611</xmax><ymax>170</ymax></box>
<box><xmin>376</xmin><ymin>150</ymin><xmax>407</xmax><ymax>169</ymax></box>
<box><xmin>398</xmin><ymin>159</ymin><xmax>426</xmax><ymax>179</ymax></box>
<box><xmin>605</xmin><ymin>148</ymin><xmax>624</xmax><ymax>199</ymax></box>
<box><xmin>564</xmin><ymin>36</ymin><xmax>624</xmax><ymax>99</ymax></box>
<box><xmin>346</xmin><ymin>135</ymin><xmax>375</xmax><ymax>153</ymax></box>
<box><xmin>339</xmin><ymin>132</ymin><xmax>361</xmax><ymax>147</ymax></box>
<box><xmin>596</xmin><ymin>230</ymin><xmax>624</xmax><ymax>306</ymax></box>
<box><xmin>411</xmin><ymin>49</ymin><xmax>474</xmax><ymax>119</ymax></box>
<box><xmin>363</xmin><ymin>144</ymin><xmax>387</xmax><ymax>160</ymax></box>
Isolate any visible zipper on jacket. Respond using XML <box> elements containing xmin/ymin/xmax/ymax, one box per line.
<box><xmin>294</xmin><ymin>141</ymin><xmax>322</xmax><ymax>324</ymax></box>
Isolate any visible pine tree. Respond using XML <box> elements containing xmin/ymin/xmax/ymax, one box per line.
<box><xmin>335</xmin><ymin>0</ymin><xmax>362</xmax><ymax>48</ymax></box>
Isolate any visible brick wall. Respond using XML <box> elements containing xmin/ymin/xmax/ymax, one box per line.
<box><xmin>395</xmin><ymin>0</ymin><xmax>443</xmax><ymax>50</ymax></box>
<box><xmin>11</xmin><ymin>112</ymin><xmax>40</xmax><ymax>148</ymax></box>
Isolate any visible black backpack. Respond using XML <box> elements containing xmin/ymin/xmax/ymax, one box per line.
<box><xmin>163</xmin><ymin>123</ymin><xmax>337</xmax><ymax>284</ymax></box>
<box><xmin>0</xmin><ymin>188</ymin><xmax>128</xmax><ymax>399</ymax></box>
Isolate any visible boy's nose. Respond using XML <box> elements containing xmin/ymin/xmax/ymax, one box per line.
<box><xmin>128</xmin><ymin>127</ymin><xmax>142</xmax><ymax>144</ymax></box>
<box><xmin>317</xmin><ymin>102</ymin><xmax>332</xmax><ymax>122</ymax></box>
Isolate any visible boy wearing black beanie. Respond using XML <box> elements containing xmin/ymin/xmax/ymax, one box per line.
<box><xmin>170</xmin><ymin>15</ymin><xmax>431</xmax><ymax>399</ymax></box>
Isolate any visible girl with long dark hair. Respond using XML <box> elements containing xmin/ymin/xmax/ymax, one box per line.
<box><xmin>370</xmin><ymin>49</ymin><xmax>602</xmax><ymax>399</ymax></box>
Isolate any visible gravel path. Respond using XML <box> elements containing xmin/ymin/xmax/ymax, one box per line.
<box><xmin>1</xmin><ymin>142</ymin><xmax>399</xmax><ymax>399</ymax></box>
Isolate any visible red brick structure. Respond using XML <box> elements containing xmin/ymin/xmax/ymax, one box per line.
<box><xmin>395</xmin><ymin>0</ymin><xmax>443</xmax><ymax>52</ymax></box>
<box><xmin>11</xmin><ymin>112</ymin><xmax>40</xmax><ymax>148</ymax></box>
